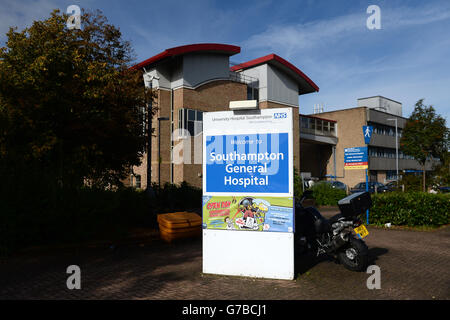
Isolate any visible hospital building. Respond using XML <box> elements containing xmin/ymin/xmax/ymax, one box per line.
<box><xmin>127</xmin><ymin>43</ymin><xmax>435</xmax><ymax>190</ymax></box>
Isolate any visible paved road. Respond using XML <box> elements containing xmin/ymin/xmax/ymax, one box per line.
<box><xmin>0</xmin><ymin>222</ymin><xmax>449</xmax><ymax>300</ymax></box>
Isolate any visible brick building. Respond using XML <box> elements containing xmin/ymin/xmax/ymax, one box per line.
<box><xmin>127</xmin><ymin>43</ymin><xmax>319</xmax><ymax>189</ymax></box>
<box><xmin>300</xmin><ymin>96</ymin><xmax>438</xmax><ymax>189</ymax></box>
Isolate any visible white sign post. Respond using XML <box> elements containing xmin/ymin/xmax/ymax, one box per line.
<box><xmin>202</xmin><ymin>108</ymin><xmax>294</xmax><ymax>280</ymax></box>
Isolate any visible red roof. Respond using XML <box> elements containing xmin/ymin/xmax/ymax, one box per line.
<box><xmin>230</xmin><ymin>54</ymin><xmax>319</xmax><ymax>94</ymax></box>
<box><xmin>131</xmin><ymin>43</ymin><xmax>241</xmax><ymax>70</ymax></box>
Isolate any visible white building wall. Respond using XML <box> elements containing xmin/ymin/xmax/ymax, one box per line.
<box><xmin>358</xmin><ymin>96</ymin><xmax>402</xmax><ymax>116</ymax></box>
<box><xmin>267</xmin><ymin>65</ymin><xmax>299</xmax><ymax>107</ymax></box>
<box><xmin>182</xmin><ymin>53</ymin><xmax>230</xmax><ymax>88</ymax></box>
<box><xmin>144</xmin><ymin>64</ymin><xmax>172</xmax><ymax>90</ymax></box>
<box><xmin>239</xmin><ymin>64</ymin><xmax>268</xmax><ymax>102</ymax></box>
<box><xmin>240</xmin><ymin>64</ymin><xmax>299</xmax><ymax>107</ymax></box>
<box><xmin>170</xmin><ymin>59</ymin><xmax>184</xmax><ymax>89</ymax></box>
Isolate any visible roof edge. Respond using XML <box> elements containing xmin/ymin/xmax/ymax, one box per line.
<box><xmin>231</xmin><ymin>53</ymin><xmax>319</xmax><ymax>93</ymax></box>
<box><xmin>131</xmin><ymin>43</ymin><xmax>241</xmax><ymax>70</ymax></box>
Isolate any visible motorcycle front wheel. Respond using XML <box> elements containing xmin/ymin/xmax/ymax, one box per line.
<box><xmin>337</xmin><ymin>237</ymin><xmax>369</xmax><ymax>272</ymax></box>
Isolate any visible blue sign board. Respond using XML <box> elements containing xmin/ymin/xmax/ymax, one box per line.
<box><xmin>344</xmin><ymin>147</ymin><xmax>368</xmax><ymax>169</ymax></box>
<box><xmin>363</xmin><ymin>126</ymin><xmax>373</xmax><ymax>144</ymax></box>
<box><xmin>205</xmin><ymin>133</ymin><xmax>289</xmax><ymax>194</ymax></box>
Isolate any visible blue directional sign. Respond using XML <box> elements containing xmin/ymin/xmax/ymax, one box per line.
<box><xmin>363</xmin><ymin>126</ymin><xmax>373</xmax><ymax>144</ymax></box>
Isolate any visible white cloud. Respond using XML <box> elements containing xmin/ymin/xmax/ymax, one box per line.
<box><xmin>241</xmin><ymin>3</ymin><xmax>450</xmax><ymax>121</ymax></box>
<box><xmin>243</xmin><ymin>3</ymin><xmax>450</xmax><ymax>56</ymax></box>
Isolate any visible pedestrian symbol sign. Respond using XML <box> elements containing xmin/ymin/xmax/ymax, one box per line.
<box><xmin>363</xmin><ymin>126</ymin><xmax>373</xmax><ymax>144</ymax></box>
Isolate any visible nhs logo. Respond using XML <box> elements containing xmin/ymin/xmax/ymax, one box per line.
<box><xmin>274</xmin><ymin>112</ymin><xmax>287</xmax><ymax>119</ymax></box>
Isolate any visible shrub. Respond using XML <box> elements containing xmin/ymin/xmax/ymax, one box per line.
<box><xmin>0</xmin><ymin>175</ymin><xmax>201</xmax><ymax>255</ymax></box>
<box><xmin>311</xmin><ymin>182</ymin><xmax>347</xmax><ymax>206</ymax></box>
<box><xmin>370</xmin><ymin>192</ymin><xmax>450</xmax><ymax>227</ymax></box>
<box><xmin>293</xmin><ymin>170</ymin><xmax>347</xmax><ymax>206</ymax></box>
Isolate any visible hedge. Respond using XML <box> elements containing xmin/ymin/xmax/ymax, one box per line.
<box><xmin>370</xmin><ymin>192</ymin><xmax>450</xmax><ymax>227</ymax></box>
<box><xmin>0</xmin><ymin>180</ymin><xmax>201</xmax><ymax>256</ymax></box>
<box><xmin>310</xmin><ymin>183</ymin><xmax>347</xmax><ymax>206</ymax></box>
<box><xmin>294</xmin><ymin>180</ymin><xmax>347</xmax><ymax>206</ymax></box>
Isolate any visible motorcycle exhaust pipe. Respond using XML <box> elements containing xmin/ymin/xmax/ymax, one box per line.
<box><xmin>331</xmin><ymin>232</ymin><xmax>348</xmax><ymax>251</ymax></box>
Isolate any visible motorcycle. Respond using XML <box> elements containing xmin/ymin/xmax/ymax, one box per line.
<box><xmin>294</xmin><ymin>190</ymin><xmax>372</xmax><ymax>271</ymax></box>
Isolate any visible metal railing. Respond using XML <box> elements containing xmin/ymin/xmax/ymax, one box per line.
<box><xmin>229</xmin><ymin>71</ymin><xmax>259</xmax><ymax>89</ymax></box>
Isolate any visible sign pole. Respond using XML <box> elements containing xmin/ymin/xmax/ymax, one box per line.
<box><xmin>365</xmin><ymin>168</ymin><xmax>369</xmax><ymax>225</ymax></box>
<box><xmin>362</xmin><ymin>125</ymin><xmax>373</xmax><ymax>226</ymax></box>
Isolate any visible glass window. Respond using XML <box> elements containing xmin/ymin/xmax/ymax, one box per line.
<box><xmin>135</xmin><ymin>175</ymin><xmax>141</xmax><ymax>189</ymax></box>
<box><xmin>247</xmin><ymin>86</ymin><xmax>253</xmax><ymax>100</ymax></box>
<box><xmin>179</xmin><ymin>108</ymin><xmax>203</xmax><ymax>137</ymax></box>
<box><xmin>317</xmin><ymin>120</ymin><xmax>323</xmax><ymax>132</ymax></box>
<box><xmin>188</xmin><ymin>109</ymin><xmax>195</xmax><ymax>121</ymax></box>
<box><xmin>301</xmin><ymin>117</ymin><xmax>309</xmax><ymax>129</ymax></box>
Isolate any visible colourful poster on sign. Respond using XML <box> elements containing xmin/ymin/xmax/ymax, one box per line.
<box><xmin>202</xmin><ymin>195</ymin><xmax>294</xmax><ymax>233</ymax></box>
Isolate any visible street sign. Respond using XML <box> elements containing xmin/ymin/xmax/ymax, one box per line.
<box><xmin>202</xmin><ymin>108</ymin><xmax>294</xmax><ymax>280</ymax></box>
<box><xmin>363</xmin><ymin>125</ymin><xmax>373</xmax><ymax>144</ymax></box>
<box><xmin>344</xmin><ymin>147</ymin><xmax>368</xmax><ymax>170</ymax></box>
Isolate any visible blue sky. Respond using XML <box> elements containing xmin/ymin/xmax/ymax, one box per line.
<box><xmin>1</xmin><ymin>0</ymin><xmax>449</xmax><ymax>121</ymax></box>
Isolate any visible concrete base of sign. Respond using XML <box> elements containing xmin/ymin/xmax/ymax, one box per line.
<box><xmin>202</xmin><ymin>229</ymin><xmax>294</xmax><ymax>280</ymax></box>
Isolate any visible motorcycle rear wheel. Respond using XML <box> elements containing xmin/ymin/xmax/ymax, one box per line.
<box><xmin>337</xmin><ymin>237</ymin><xmax>369</xmax><ymax>272</ymax></box>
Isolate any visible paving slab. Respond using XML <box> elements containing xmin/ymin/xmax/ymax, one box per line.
<box><xmin>0</xmin><ymin>224</ymin><xmax>449</xmax><ymax>300</ymax></box>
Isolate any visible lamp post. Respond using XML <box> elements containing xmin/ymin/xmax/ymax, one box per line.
<box><xmin>387</xmin><ymin>118</ymin><xmax>399</xmax><ymax>183</ymax></box>
<box><xmin>142</xmin><ymin>71</ymin><xmax>160</xmax><ymax>196</ymax></box>
<box><xmin>157</xmin><ymin>116</ymin><xmax>170</xmax><ymax>186</ymax></box>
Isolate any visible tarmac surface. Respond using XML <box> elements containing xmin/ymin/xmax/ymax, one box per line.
<box><xmin>0</xmin><ymin>210</ymin><xmax>449</xmax><ymax>300</ymax></box>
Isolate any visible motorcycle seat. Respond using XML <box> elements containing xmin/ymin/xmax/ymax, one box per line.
<box><xmin>328</xmin><ymin>213</ymin><xmax>344</xmax><ymax>224</ymax></box>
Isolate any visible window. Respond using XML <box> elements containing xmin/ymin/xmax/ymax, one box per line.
<box><xmin>317</xmin><ymin>119</ymin><xmax>322</xmax><ymax>132</ymax></box>
<box><xmin>135</xmin><ymin>175</ymin><xmax>141</xmax><ymax>189</ymax></box>
<box><xmin>386</xmin><ymin>171</ymin><xmax>398</xmax><ymax>181</ymax></box>
<box><xmin>368</xmin><ymin>122</ymin><xmax>401</xmax><ymax>137</ymax></box>
<box><xmin>301</xmin><ymin>117</ymin><xmax>309</xmax><ymax>129</ymax></box>
<box><xmin>178</xmin><ymin>108</ymin><xmax>203</xmax><ymax>137</ymax></box>
<box><xmin>247</xmin><ymin>86</ymin><xmax>259</xmax><ymax>101</ymax></box>
<box><xmin>330</xmin><ymin>122</ymin><xmax>335</xmax><ymax>134</ymax></box>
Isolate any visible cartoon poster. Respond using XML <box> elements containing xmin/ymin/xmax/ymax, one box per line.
<box><xmin>202</xmin><ymin>195</ymin><xmax>294</xmax><ymax>233</ymax></box>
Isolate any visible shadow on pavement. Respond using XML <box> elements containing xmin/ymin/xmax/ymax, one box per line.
<box><xmin>368</xmin><ymin>247</ymin><xmax>389</xmax><ymax>265</ymax></box>
<box><xmin>293</xmin><ymin>246</ymin><xmax>389</xmax><ymax>276</ymax></box>
<box><xmin>294</xmin><ymin>252</ymin><xmax>335</xmax><ymax>276</ymax></box>
<box><xmin>0</xmin><ymin>236</ymin><xmax>203</xmax><ymax>299</ymax></box>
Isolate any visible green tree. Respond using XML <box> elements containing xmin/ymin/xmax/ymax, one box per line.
<box><xmin>400</xmin><ymin>99</ymin><xmax>449</xmax><ymax>192</ymax></box>
<box><xmin>430</xmin><ymin>150</ymin><xmax>450</xmax><ymax>190</ymax></box>
<box><xmin>0</xmin><ymin>9</ymin><xmax>154</xmax><ymax>188</ymax></box>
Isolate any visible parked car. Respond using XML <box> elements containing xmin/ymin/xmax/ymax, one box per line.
<box><xmin>385</xmin><ymin>180</ymin><xmax>401</xmax><ymax>192</ymax></box>
<box><xmin>438</xmin><ymin>186</ymin><xmax>450</xmax><ymax>193</ymax></box>
<box><xmin>316</xmin><ymin>180</ymin><xmax>348</xmax><ymax>191</ymax></box>
<box><xmin>350</xmin><ymin>181</ymin><xmax>389</xmax><ymax>194</ymax></box>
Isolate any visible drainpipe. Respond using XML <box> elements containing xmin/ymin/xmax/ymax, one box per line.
<box><xmin>333</xmin><ymin>145</ymin><xmax>336</xmax><ymax>181</ymax></box>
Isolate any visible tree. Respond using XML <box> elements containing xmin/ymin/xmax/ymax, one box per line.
<box><xmin>0</xmin><ymin>9</ymin><xmax>154</xmax><ymax>188</ymax></box>
<box><xmin>430</xmin><ymin>148</ymin><xmax>450</xmax><ymax>190</ymax></box>
<box><xmin>400</xmin><ymin>99</ymin><xmax>449</xmax><ymax>192</ymax></box>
